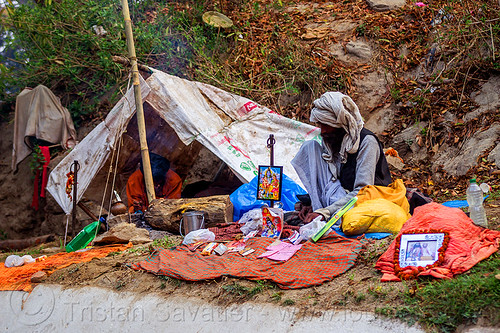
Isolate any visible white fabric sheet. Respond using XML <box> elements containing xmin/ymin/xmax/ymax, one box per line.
<box><xmin>46</xmin><ymin>69</ymin><xmax>318</xmax><ymax>214</ymax></box>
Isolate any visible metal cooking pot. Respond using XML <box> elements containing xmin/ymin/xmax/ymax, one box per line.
<box><xmin>179</xmin><ymin>211</ymin><xmax>206</xmax><ymax>236</ymax></box>
<box><xmin>110</xmin><ymin>201</ymin><xmax>128</xmax><ymax>216</ymax></box>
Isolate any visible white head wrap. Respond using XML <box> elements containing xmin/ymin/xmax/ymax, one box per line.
<box><xmin>310</xmin><ymin>92</ymin><xmax>364</xmax><ymax>164</ymax></box>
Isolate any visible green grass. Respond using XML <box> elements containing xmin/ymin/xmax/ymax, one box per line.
<box><xmin>222</xmin><ymin>281</ymin><xmax>264</xmax><ymax>300</ymax></box>
<box><xmin>282</xmin><ymin>299</ymin><xmax>295</xmax><ymax>306</ymax></box>
<box><xmin>377</xmin><ymin>252</ymin><xmax>500</xmax><ymax>332</ymax></box>
<box><xmin>354</xmin><ymin>292</ymin><xmax>366</xmax><ymax>304</ymax></box>
<box><xmin>158</xmin><ymin>275</ymin><xmax>182</xmax><ymax>288</ymax></box>
<box><xmin>271</xmin><ymin>291</ymin><xmax>283</xmax><ymax>302</ymax></box>
<box><xmin>151</xmin><ymin>235</ymin><xmax>177</xmax><ymax>248</ymax></box>
<box><xmin>485</xmin><ymin>186</ymin><xmax>500</xmax><ymax>201</ymax></box>
<box><xmin>127</xmin><ymin>235</ymin><xmax>177</xmax><ymax>254</ymax></box>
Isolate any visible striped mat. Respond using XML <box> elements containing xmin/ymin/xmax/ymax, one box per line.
<box><xmin>131</xmin><ymin>234</ymin><xmax>364</xmax><ymax>289</ymax></box>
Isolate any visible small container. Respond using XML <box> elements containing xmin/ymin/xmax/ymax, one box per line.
<box><xmin>179</xmin><ymin>211</ymin><xmax>206</xmax><ymax>236</ymax></box>
<box><xmin>110</xmin><ymin>201</ymin><xmax>128</xmax><ymax>216</ymax></box>
<box><xmin>466</xmin><ymin>178</ymin><xmax>488</xmax><ymax>228</ymax></box>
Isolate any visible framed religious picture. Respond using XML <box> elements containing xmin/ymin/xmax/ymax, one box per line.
<box><xmin>394</xmin><ymin>230</ymin><xmax>450</xmax><ymax>279</ymax></box>
<box><xmin>256</xmin><ymin>165</ymin><xmax>283</xmax><ymax>202</ymax></box>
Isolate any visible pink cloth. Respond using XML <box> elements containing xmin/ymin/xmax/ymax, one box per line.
<box><xmin>258</xmin><ymin>241</ymin><xmax>303</xmax><ymax>261</ymax></box>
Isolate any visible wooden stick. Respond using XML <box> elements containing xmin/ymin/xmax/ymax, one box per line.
<box><xmin>120</xmin><ymin>0</ymin><xmax>155</xmax><ymax>204</ymax></box>
<box><xmin>77</xmin><ymin>201</ymin><xmax>98</xmax><ymax>221</ymax></box>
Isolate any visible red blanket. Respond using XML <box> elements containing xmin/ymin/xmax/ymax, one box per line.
<box><xmin>131</xmin><ymin>234</ymin><xmax>364</xmax><ymax>289</ymax></box>
<box><xmin>375</xmin><ymin>203</ymin><xmax>500</xmax><ymax>281</ymax></box>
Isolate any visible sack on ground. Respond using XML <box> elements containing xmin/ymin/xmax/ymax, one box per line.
<box><xmin>355</xmin><ymin>179</ymin><xmax>410</xmax><ymax>215</ymax></box>
<box><xmin>341</xmin><ymin>198</ymin><xmax>409</xmax><ymax>235</ymax></box>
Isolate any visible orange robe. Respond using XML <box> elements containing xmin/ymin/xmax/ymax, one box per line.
<box><xmin>126</xmin><ymin>169</ymin><xmax>182</xmax><ymax>213</ymax></box>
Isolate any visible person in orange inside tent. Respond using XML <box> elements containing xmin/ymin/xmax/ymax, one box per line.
<box><xmin>126</xmin><ymin>153</ymin><xmax>182</xmax><ymax>213</ymax></box>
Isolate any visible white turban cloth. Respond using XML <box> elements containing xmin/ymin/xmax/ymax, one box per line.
<box><xmin>310</xmin><ymin>92</ymin><xmax>364</xmax><ymax>164</ymax></box>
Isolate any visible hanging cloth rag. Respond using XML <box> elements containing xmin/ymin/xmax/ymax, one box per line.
<box><xmin>31</xmin><ymin>146</ymin><xmax>51</xmax><ymax>210</ymax></box>
<box><xmin>12</xmin><ymin>85</ymin><xmax>77</xmax><ymax>171</ymax></box>
<box><xmin>40</xmin><ymin>146</ymin><xmax>51</xmax><ymax>197</ymax></box>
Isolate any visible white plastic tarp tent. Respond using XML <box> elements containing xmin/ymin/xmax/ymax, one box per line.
<box><xmin>46</xmin><ymin>69</ymin><xmax>320</xmax><ymax>215</ymax></box>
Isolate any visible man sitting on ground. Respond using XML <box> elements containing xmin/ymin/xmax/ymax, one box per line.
<box><xmin>291</xmin><ymin>92</ymin><xmax>392</xmax><ymax>223</ymax></box>
<box><xmin>126</xmin><ymin>152</ymin><xmax>182</xmax><ymax>213</ymax></box>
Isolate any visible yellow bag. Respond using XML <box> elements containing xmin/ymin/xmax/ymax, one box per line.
<box><xmin>356</xmin><ymin>179</ymin><xmax>410</xmax><ymax>215</ymax></box>
<box><xmin>341</xmin><ymin>198</ymin><xmax>409</xmax><ymax>235</ymax></box>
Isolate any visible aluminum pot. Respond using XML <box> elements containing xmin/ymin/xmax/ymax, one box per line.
<box><xmin>179</xmin><ymin>211</ymin><xmax>206</xmax><ymax>236</ymax></box>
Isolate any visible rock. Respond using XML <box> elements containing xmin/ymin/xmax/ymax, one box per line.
<box><xmin>488</xmin><ymin>143</ymin><xmax>500</xmax><ymax>167</ymax></box>
<box><xmin>331</xmin><ymin>20</ymin><xmax>358</xmax><ymax>37</ymax></box>
<box><xmin>284</xmin><ymin>4</ymin><xmax>313</xmax><ymax>14</ymax></box>
<box><xmin>184</xmin><ymin>145</ymin><xmax>224</xmax><ymax>184</ymax></box>
<box><xmin>386</xmin><ymin>155</ymin><xmax>405</xmax><ymax>171</ymax></box>
<box><xmin>364</xmin><ymin>104</ymin><xmax>397</xmax><ymax>135</ymax></box>
<box><xmin>301</xmin><ymin>23</ymin><xmax>330</xmax><ymax>39</ymax></box>
<box><xmin>331</xmin><ymin>40</ymin><xmax>373</xmax><ymax>65</ymax></box>
<box><xmin>352</xmin><ymin>71</ymin><xmax>393</xmax><ymax>113</ymax></box>
<box><xmin>149</xmin><ymin>230</ymin><xmax>173</xmax><ymax>241</ymax></box>
<box><xmin>30</xmin><ymin>271</ymin><xmax>47</xmax><ymax>283</ymax></box>
<box><xmin>384</xmin><ymin>148</ymin><xmax>405</xmax><ymax>170</ymax></box>
<box><xmin>432</xmin><ymin>124</ymin><xmax>500</xmax><ymax>176</ymax></box>
<box><xmin>93</xmin><ymin>222</ymin><xmax>151</xmax><ymax>245</ymax></box>
<box><xmin>327</xmin><ymin>21</ymin><xmax>364</xmax><ymax>65</ymax></box>
<box><xmin>345</xmin><ymin>41</ymin><xmax>372</xmax><ymax>60</ymax></box>
<box><xmin>366</xmin><ymin>0</ymin><xmax>406</xmax><ymax>12</ymax></box>
<box><xmin>466</xmin><ymin>75</ymin><xmax>500</xmax><ymax>122</ymax></box>
<box><xmin>391</xmin><ymin>122</ymin><xmax>429</xmax><ymax>162</ymax></box>
<box><xmin>106</xmin><ymin>214</ymin><xmax>130</xmax><ymax>229</ymax></box>
<box><xmin>42</xmin><ymin>247</ymin><xmax>63</xmax><ymax>254</ymax></box>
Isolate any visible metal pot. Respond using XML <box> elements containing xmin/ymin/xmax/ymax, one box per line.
<box><xmin>110</xmin><ymin>201</ymin><xmax>128</xmax><ymax>216</ymax></box>
<box><xmin>179</xmin><ymin>211</ymin><xmax>206</xmax><ymax>236</ymax></box>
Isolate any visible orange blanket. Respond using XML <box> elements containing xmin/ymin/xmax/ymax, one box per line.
<box><xmin>0</xmin><ymin>243</ymin><xmax>131</xmax><ymax>292</ymax></box>
<box><xmin>375</xmin><ymin>203</ymin><xmax>500</xmax><ymax>281</ymax></box>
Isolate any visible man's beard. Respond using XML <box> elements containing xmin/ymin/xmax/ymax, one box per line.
<box><xmin>322</xmin><ymin>132</ymin><xmax>345</xmax><ymax>154</ymax></box>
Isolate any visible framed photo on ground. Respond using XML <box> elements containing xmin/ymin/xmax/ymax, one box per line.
<box><xmin>257</xmin><ymin>165</ymin><xmax>283</xmax><ymax>202</ymax></box>
<box><xmin>397</xmin><ymin>231</ymin><xmax>448</xmax><ymax>269</ymax></box>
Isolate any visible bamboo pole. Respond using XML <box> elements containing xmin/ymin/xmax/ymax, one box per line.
<box><xmin>120</xmin><ymin>0</ymin><xmax>155</xmax><ymax>204</ymax></box>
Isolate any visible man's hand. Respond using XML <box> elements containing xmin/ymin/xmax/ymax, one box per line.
<box><xmin>304</xmin><ymin>212</ymin><xmax>324</xmax><ymax>223</ymax></box>
<box><xmin>133</xmin><ymin>200</ymin><xmax>144</xmax><ymax>213</ymax></box>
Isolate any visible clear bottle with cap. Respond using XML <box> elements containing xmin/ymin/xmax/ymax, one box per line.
<box><xmin>466</xmin><ymin>178</ymin><xmax>488</xmax><ymax>228</ymax></box>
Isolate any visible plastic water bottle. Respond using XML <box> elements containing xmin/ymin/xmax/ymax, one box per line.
<box><xmin>466</xmin><ymin>178</ymin><xmax>488</xmax><ymax>228</ymax></box>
